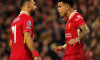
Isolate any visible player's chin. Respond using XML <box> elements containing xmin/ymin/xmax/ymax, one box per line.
<box><xmin>59</xmin><ymin>14</ymin><xmax>62</xmax><ymax>17</ymax></box>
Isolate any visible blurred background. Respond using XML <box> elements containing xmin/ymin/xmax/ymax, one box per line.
<box><xmin>0</xmin><ymin>0</ymin><xmax>100</xmax><ymax>60</ymax></box>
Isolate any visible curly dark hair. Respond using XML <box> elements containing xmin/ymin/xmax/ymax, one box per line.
<box><xmin>58</xmin><ymin>0</ymin><xmax>74</xmax><ymax>7</ymax></box>
<box><xmin>20</xmin><ymin>0</ymin><xmax>31</xmax><ymax>7</ymax></box>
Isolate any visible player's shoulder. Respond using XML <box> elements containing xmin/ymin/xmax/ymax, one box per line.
<box><xmin>73</xmin><ymin>12</ymin><xmax>84</xmax><ymax>21</ymax></box>
<box><xmin>19</xmin><ymin>14</ymin><xmax>34</xmax><ymax>25</ymax></box>
<box><xmin>19</xmin><ymin>14</ymin><xmax>33</xmax><ymax>21</ymax></box>
<box><xmin>11</xmin><ymin>16</ymin><xmax>20</xmax><ymax>25</ymax></box>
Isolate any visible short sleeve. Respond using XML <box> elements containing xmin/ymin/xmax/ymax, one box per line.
<box><xmin>75</xmin><ymin>15</ymin><xmax>85</xmax><ymax>29</ymax></box>
<box><xmin>22</xmin><ymin>17</ymin><xmax>33</xmax><ymax>34</ymax></box>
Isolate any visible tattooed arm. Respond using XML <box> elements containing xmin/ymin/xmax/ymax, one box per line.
<box><xmin>68</xmin><ymin>24</ymin><xmax>90</xmax><ymax>45</ymax></box>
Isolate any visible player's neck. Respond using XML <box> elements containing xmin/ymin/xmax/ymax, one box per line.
<box><xmin>67</xmin><ymin>9</ymin><xmax>74</xmax><ymax>19</ymax></box>
<box><xmin>21</xmin><ymin>8</ymin><xmax>31</xmax><ymax>16</ymax></box>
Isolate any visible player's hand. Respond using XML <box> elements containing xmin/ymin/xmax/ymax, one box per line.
<box><xmin>55</xmin><ymin>46</ymin><xmax>65</xmax><ymax>54</ymax></box>
<box><xmin>68</xmin><ymin>37</ymin><xmax>79</xmax><ymax>46</ymax></box>
<box><xmin>34</xmin><ymin>56</ymin><xmax>41</xmax><ymax>60</ymax></box>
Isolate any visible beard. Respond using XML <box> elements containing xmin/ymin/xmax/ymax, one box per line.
<box><xmin>60</xmin><ymin>13</ymin><xmax>68</xmax><ymax>22</ymax></box>
<box><xmin>30</xmin><ymin>10</ymin><xmax>35</xmax><ymax>16</ymax></box>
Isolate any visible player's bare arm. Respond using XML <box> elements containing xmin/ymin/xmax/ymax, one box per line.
<box><xmin>68</xmin><ymin>24</ymin><xmax>90</xmax><ymax>45</ymax></box>
<box><xmin>55</xmin><ymin>44</ymin><xmax>67</xmax><ymax>54</ymax></box>
<box><xmin>24</xmin><ymin>32</ymin><xmax>35</xmax><ymax>52</ymax></box>
<box><xmin>78</xmin><ymin>24</ymin><xmax>90</xmax><ymax>40</ymax></box>
<box><xmin>24</xmin><ymin>32</ymin><xmax>41</xmax><ymax>60</ymax></box>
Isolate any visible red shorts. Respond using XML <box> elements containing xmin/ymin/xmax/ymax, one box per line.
<box><xmin>61</xmin><ymin>54</ymin><xmax>84</xmax><ymax>60</ymax></box>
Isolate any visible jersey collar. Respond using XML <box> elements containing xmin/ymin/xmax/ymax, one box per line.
<box><xmin>69</xmin><ymin>10</ymin><xmax>77</xmax><ymax>19</ymax></box>
<box><xmin>19</xmin><ymin>11</ymin><xmax>28</xmax><ymax>15</ymax></box>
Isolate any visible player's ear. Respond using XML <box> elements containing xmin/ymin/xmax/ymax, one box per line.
<box><xmin>65</xmin><ymin>5</ymin><xmax>69</xmax><ymax>11</ymax></box>
<box><xmin>27</xmin><ymin>2</ymin><xmax>31</xmax><ymax>11</ymax></box>
<box><xmin>27</xmin><ymin>2</ymin><xmax>30</xmax><ymax>9</ymax></box>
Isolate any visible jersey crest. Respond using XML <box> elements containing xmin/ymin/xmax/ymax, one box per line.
<box><xmin>68</xmin><ymin>23</ymin><xmax>71</xmax><ymax>29</ymax></box>
<box><xmin>27</xmin><ymin>20</ymin><xmax>31</xmax><ymax>26</ymax></box>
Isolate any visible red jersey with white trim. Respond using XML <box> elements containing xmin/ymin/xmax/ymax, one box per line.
<box><xmin>10</xmin><ymin>13</ymin><xmax>34</xmax><ymax>60</ymax></box>
<box><xmin>64</xmin><ymin>10</ymin><xmax>85</xmax><ymax>57</ymax></box>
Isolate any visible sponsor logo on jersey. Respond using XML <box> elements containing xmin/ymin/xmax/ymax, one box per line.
<box><xmin>27</xmin><ymin>20</ymin><xmax>31</xmax><ymax>26</ymax></box>
<box><xmin>65</xmin><ymin>33</ymin><xmax>72</xmax><ymax>38</ymax></box>
<box><xmin>75</xmin><ymin>15</ymin><xmax>83</xmax><ymax>21</ymax></box>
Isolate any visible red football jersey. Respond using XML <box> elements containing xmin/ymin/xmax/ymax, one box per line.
<box><xmin>64</xmin><ymin>10</ymin><xmax>85</xmax><ymax>58</ymax></box>
<box><xmin>10</xmin><ymin>12</ymin><xmax>34</xmax><ymax>60</ymax></box>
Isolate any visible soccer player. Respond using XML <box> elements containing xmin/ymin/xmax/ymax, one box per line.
<box><xmin>55</xmin><ymin>0</ymin><xmax>90</xmax><ymax>60</ymax></box>
<box><xmin>9</xmin><ymin>0</ymin><xmax>41</xmax><ymax>60</ymax></box>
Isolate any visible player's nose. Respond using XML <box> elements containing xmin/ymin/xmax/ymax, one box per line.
<box><xmin>35</xmin><ymin>6</ymin><xmax>37</xmax><ymax>10</ymax></box>
<box><xmin>57</xmin><ymin>8</ymin><xmax>60</xmax><ymax>12</ymax></box>
<box><xmin>58</xmin><ymin>10</ymin><xmax>60</xmax><ymax>13</ymax></box>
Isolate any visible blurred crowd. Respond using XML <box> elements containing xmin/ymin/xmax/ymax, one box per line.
<box><xmin>0</xmin><ymin>0</ymin><xmax>100</xmax><ymax>60</ymax></box>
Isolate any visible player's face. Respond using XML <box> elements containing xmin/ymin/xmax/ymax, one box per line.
<box><xmin>29</xmin><ymin>0</ymin><xmax>37</xmax><ymax>11</ymax></box>
<box><xmin>57</xmin><ymin>2</ymin><xmax>67</xmax><ymax>17</ymax></box>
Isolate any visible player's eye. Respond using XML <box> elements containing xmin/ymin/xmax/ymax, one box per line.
<box><xmin>34</xmin><ymin>3</ymin><xmax>36</xmax><ymax>6</ymax></box>
<box><xmin>58</xmin><ymin>6</ymin><xmax>61</xmax><ymax>8</ymax></box>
